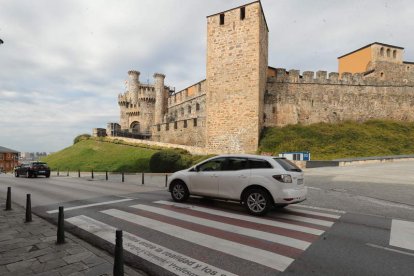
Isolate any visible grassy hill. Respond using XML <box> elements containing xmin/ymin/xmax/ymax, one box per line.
<box><xmin>42</xmin><ymin>139</ymin><xmax>158</xmax><ymax>172</ymax></box>
<box><xmin>259</xmin><ymin>120</ymin><xmax>414</xmax><ymax>160</ymax></box>
<box><xmin>42</xmin><ymin>120</ymin><xmax>414</xmax><ymax>171</ymax></box>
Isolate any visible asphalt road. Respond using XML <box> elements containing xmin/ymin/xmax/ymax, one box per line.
<box><xmin>0</xmin><ymin>162</ymin><xmax>413</xmax><ymax>275</ymax></box>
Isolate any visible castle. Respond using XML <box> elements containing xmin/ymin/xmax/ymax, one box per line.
<box><xmin>94</xmin><ymin>1</ymin><xmax>414</xmax><ymax>154</ymax></box>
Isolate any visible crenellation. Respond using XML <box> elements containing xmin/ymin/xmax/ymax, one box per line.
<box><xmin>275</xmin><ymin>68</ymin><xmax>287</xmax><ymax>82</ymax></box>
<box><xmin>288</xmin><ymin>70</ymin><xmax>300</xmax><ymax>82</ymax></box>
<box><xmin>316</xmin><ymin>71</ymin><xmax>327</xmax><ymax>83</ymax></box>
<box><xmin>329</xmin><ymin>72</ymin><xmax>339</xmax><ymax>84</ymax></box>
<box><xmin>302</xmin><ymin>71</ymin><xmax>314</xmax><ymax>83</ymax></box>
<box><xmin>341</xmin><ymin>72</ymin><xmax>352</xmax><ymax>84</ymax></box>
<box><xmin>352</xmin><ymin>73</ymin><xmax>363</xmax><ymax>85</ymax></box>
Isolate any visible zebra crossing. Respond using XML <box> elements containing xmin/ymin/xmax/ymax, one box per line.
<box><xmin>62</xmin><ymin>200</ymin><xmax>344</xmax><ymax>275</ymax></box>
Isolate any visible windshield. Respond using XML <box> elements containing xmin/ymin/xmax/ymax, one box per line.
<box><xmin>273</xmin><ymin>158</ymin><xmax>302</xmax><ymax>172</ymax></box>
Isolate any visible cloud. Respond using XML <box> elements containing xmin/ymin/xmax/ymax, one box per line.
<box><xmin>0</xmin><ymin>0</ymin><xmax>413</xmax><ymax>152</ymax></box>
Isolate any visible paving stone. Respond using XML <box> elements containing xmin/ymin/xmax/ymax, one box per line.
<box><xmin>33</xmin><ymin>270</ymin><xmax>60</xmax><ymax>276</ymax></box>
<box><xmin>6</xmin><ymin>258</ymin><xmax>37</xmax><ymax>272</ymax></box>
<box><xmin>82</xmin><ymin>255</ymin><xmax>107</xmax><ymax>267</ymax></box>
<box><xmin>58</xmin><ymin>262</ymin><xmax>89</xmax><ymax>276</ymax></box>
<box><xmin>84</xmin><ymin>262</ymin><xmax>112</xmax><ymax>276</ymax></box>
<box><xmin>0</xmin><ymin>255</ymin><xmax>25</xmax><ymax>266</ymax></box>
<box><xmin>37</xmin><ymin>250</ymin><xmax>68</xmax><ymax>263</ymax></box>
<box><xmin>63</xmin><ymin>251</ymin><xmax>94</xmax><ymax>264</ymax></box>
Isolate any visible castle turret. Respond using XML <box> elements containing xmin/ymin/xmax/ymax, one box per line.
<box><xmin>128</xmin><ymin>70</ymin><xmax>140</xmax><ymax>103</ymax></box>
<box><xmin>153</xmin><ymin>73</ymin><xmax>166</xmax><ymax>124</ymax></box>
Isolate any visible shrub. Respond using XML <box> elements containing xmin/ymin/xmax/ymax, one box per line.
<box><xmin>73</xmin><ymin>134</ymin><xmax>91</xmax><ymax>144</ymax></box>
<box><xmin>149</xmin><ymin>150</ymin><xmax>191</xmax><ymax>173</ymax></box>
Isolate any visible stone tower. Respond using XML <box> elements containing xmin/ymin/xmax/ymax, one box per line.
<box><xmin>206</xmin><ymin>1</ymin><xmax>268</xmax><ymax>153</ymax></box>
<box><xmin>153</xmin><ymin>73</ymin><xmax>166</xmax><ymax>124</ymax></box>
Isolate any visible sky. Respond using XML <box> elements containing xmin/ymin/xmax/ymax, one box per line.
<box><xmin>1</xmin><ymin>0</ymin><xmax>413</xmax><ymax>152</ymax></box>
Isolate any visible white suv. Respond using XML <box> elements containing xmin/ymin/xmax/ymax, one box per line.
<box><xmin>168</xmin><ymin>154</ymin><xmax>307</xmax><ymax>215</ymax></box>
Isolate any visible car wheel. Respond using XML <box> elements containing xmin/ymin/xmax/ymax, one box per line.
<box><xmin>26</xmin><ymin>171</ymin><xmax>31</xmax><ymax>178</ymax></box>
<box><xmin>170</xmin><ymin>180</ymin><xmax>189</xmax><ymax>202</ymax></box>
<box><xmin>46</xmin><ymin>174</ymin><xmax>50</xmax><ymax>178</ymax></box>
<box><xmin>15</xmin><ymin>171</ymin><xmax>19</xmax><ymax>177</ymax></box>
<box><xmin>245</xmin><ymin>188</ymin><xmax>271</xmax><ymax>216</ymax></box>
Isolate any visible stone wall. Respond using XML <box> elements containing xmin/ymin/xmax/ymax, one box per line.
<box><xmin>151</xmin><ymin>117</ymin><xmax>206</xmax><ymax>147</ymax></box>
<box><xmin>264</xmin><ymin>69</ymin><xmax>414</xmax><ymax>126</ymax></box>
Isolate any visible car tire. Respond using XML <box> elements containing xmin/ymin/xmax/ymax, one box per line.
<box><xmin>46</xmin><ymin>174</ymin><xmax>50</xmax><ymax>178</ymax></box>
<box><xmin>170</xmin><ymin>180</ymin><xmax>190</xmax><ymax>202</ymax></box>
<box><xmin>244</xmin><ymin>188</ymin><xmax>271</xmax><ymax>216</ymax></box>
<box><xmin>26</xmin><ymin>171</ymin><xmax>31</xmax><ymax>178</ymax></box>
<box><xmin>15</xmin><ymin>171</ymin><xmax>19</xmax><ymax>177</ymax></box>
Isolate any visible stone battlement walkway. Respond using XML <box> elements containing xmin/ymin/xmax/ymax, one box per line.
<box><xmin>0</xmin><ymin>197</ymin><xmax>145</xmax><ymax>276</ymax></box>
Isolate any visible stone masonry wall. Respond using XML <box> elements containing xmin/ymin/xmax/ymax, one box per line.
<box><xmin>264</xmin><ymin>69</ymin><xmax>414</xmax><ymax>126</ymax></box>
<box><xmin>151</xmin><ymin>117</ymin><xmax>206</xmax><ymax>147</ymax></box>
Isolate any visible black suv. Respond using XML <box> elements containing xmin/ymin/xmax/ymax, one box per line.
<box><xmin>15</xmin><ymin>162</ymin><xmax>51</xmax><ymax>178</ymax></box>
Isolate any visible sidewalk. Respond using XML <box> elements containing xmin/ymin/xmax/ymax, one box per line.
<box><xmin>0</xmin><ymin>197</ymin><xmax>146</xmax><ymax>276</ymax></box>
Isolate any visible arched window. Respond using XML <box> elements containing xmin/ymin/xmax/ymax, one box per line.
<box><xmin>380</xmin><ymin>72</ymin><xmax>384</xmax><ymax>78</ymax></box>
<box><xmin>393</xmin><ymin>50</ymin><xmax>397</xmax><ymax>59</ymax></box>
<box><xmin>380</xmin><ymin>47</ymin><xmax>384</xmax><ymax>56</ymax></box>
<box><xmin>130</xmin><ymin>122</ymin><xmax>140</xmax><ymax>133</ymax></box>
<box><xmin>386</xmin><ymin>48</ymin><xmax>390</xmax><ymax>57</ymax></box>
<box><xmin>188</xmin><ymin>105</ymin><xmax>192</xmax><ymax>114</ymax></box>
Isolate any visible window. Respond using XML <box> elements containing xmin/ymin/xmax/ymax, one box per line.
<box><xmin>166</xmin><ymin>123</ymin><xmax>169</xmax><ymax>131</ymax></box>
<box><xmin>248</xmin><ymin>158</ymin><xmax>273</xmax><ymax>169</ymax></box>
<box><xmin>193</xmin><ymin>118</ymin><xmax>197</xmax><ymax>127</ymax></box>
<box><xmin>220</xmin><ymin>13</ymin><xmax>225</xmax><ymax>25</ymax></box>
<box><xmin>188</xmin><ymin>105</ymin><xmax>192</xmax><ymax>114</ymax></box>
<box><xmin>387</xmin><ymin>48</ymin><xmax>390</xmax><ymax>57</ymax></box>
<box><xmin>273</xmin><ymin>158</ymin><xmax>302</xmax><ymax>172</ymax></box>
<box><xmin>380</xmin><ymin>47</ymin><xmax>384</xmax><ymax>56</ymax></box>
<box><xmin>240</xmin><ymin>7</ymin><xmax>245</xmax><ymax>20</ymax></box>
<box><xmin>272</xmin><ymin>107</ymin><xmax>276</xmax><ymax>113</ymax></box>
<box><xmin>223</xmin><ymin>157</ymin><xmax>247</xmax><ymax>171</ymax></box>
<box><xmin>393</xmin><ymin>50</ymin><xmax>397</xmax><ymax>59</ymax></box>
<box><xmin>157</xmin><ymin>124</ymin><xmax>161</xmax><ymax>131</ymax></box>
<box><xmin>196</xmin><ymin>103</ymin><xmax>200</xmax><ymax>111</ymax></box>
<box><xmin>184</xmin><ymin>120</ymin><xmax>187</xmax><ymax>128</ymax></box>
<box><xmin>198</xmin><ymin>158</ymin><xmax>225</xmax><ymax>172</ymax></box>
<box><xmin>174</xmin><ymin>122</ymin><xmax>178</xmax><ymax>129</ymax></box>
<box><xmin>380</xmin><ymin>72</ymin><xmax>384</xmax><ymax>78</ymax></box>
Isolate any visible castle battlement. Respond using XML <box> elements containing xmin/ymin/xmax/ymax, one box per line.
<box><xmin>268</xmin><ymin>67</ymin><xmax>414</xmax><ymax>86</ymax></box>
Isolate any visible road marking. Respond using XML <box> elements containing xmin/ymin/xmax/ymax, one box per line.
<box><xmin>154</xmin><ymin>201</ymin><xmax>328</xmax><ymax>235</ymax></box>
<box><xmin>130</xmin><ymin>204</ymin><xmax>311</xmax><ymax>250</ymax></box>
<box><xmin>275</xmin><ymin>213</ymin><xmax>334</xmax><ymax>227</ymax></box>
<box><xmin>284</xmin><ymin>207</ymin><xmax>341</xmax><ymax>219</ymax></box>
<box><xmin>307</xmin><ymin>186</ymin><xmax>322</xmax><ymax>191</ymax></box>
<box><xmin>288</xmin><ymin>204</ymin><xmax>346</xmax><ymax>214</ymax></box>
<box><xmin>390</xmin><ymin>219</ymin><xmax>414</xmax><ymax>251</ymax></box>
<box><xmin>66</xmin><ymin>215</ymin><xmax>237</xmax><ymax>276</ymax></box>
<box><xmin>366</xmin><ymin>243</ymin><xmax>414</xmax><ymax>257</ymax></box>
<box><xmin>101</xmin><ymin>208</ymin><xmax>295</xmax><ymax>272</ymax></box>
<box><xmin>46</xmin><ymin>198</ymin><xmax>133</xmax><ymax>214</ymax></box>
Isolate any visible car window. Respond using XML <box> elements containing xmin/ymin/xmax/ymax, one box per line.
<box><xmin>223</xmin><ymin>157</ymin><xmax>248</xmax><ymax>171</ymax></box>
<box><xmin>273</xmin><ymin>158</ymin><xmax>302</xmax><ymax>172</ymax></box>
<box><xmin>198</xmin><ymin>158</ymin><xmax>225</xmax><ymax>172</ymax></box>
<box><xmin>248</xmin><ymin>158</ymin><xmax>273</xmax><ymax>169</ymax></box>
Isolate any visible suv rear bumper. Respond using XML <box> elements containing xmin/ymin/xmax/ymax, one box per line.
<box><xmin>272</xmin><ymin>186</ymin><xmax>307</xmax><ymax>204</ymax></box>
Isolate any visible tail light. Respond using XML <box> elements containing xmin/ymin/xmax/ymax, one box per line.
<box><xmin>272</xmin><ymin>174</ymin><xmax>292</xmax><ymax>183</ymax></box>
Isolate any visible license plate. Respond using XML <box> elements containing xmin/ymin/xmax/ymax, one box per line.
<box><xmin>297</xmin><ymin>179</ymin><xmax>303</xmax><ymax>185</ymax></box>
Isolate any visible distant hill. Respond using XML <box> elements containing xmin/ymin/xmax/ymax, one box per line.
<box><xmin>41</xmin><ymin>139</ymin><xmax>158</xmax><ymax>172</ymax></box>
<box><xmin>259</xmin><ymin>120</ymin><xmax>414</xmax><ymax>160</ymax></box>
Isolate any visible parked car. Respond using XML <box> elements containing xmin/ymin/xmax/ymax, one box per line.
<box><xmin>15</xmin><ymin>162</ymin><xmax>51</xmax><ymax>178</ymax></box>
<box><xmin>168</xmin><ymin>154</ymin><xmax>307</xmax><ymax>216</ymax></box>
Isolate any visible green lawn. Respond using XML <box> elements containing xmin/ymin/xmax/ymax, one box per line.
<box><xmin>42</xmin><ymin>139</ymin><xmax>157</xmax><ymax>172</ymax></box>
<box><xmin>259</xmin><ymin>120</ymin><xmax>414</xmax><ymax>160</ymax></box>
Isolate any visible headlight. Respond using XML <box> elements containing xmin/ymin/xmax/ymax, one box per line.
<box><xmin>272</xmin><ymin>174</ymin><xmax>292</xmax><ymax>183</ymax></box>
